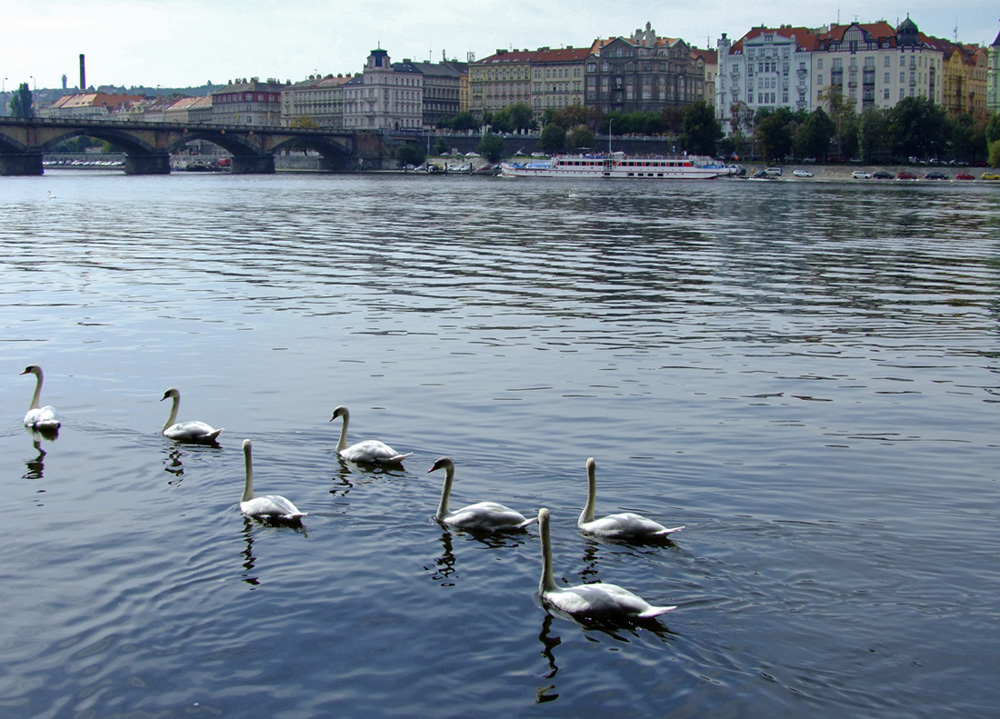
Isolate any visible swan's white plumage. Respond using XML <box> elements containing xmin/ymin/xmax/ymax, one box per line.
<box><xmin>428</xmin><ymin>457</ymin><xmax>536</xmax><ymax>532</ymax></box>
<box><xmin>21</xmin><ymin>365</ymin><xmax>61</xmax><ymax>430</ymax></box>
<box><xmin>160</xmin><ymin>388</ymin><xmax>223</xmax><ymax>443</ymax></box>
<box><xmin>240</xmin><ymin>439</ymin><xmax>306</xmax><ymax>522</ymax></box>
<box><xmin>331</xmin><ymin>405</ymin><xmax>411</xmax><ymax>464</ymax></box>
<box><xmin>539</xmin><ymin>508</ymin><xmax>676</xmax><ymax>619</ymax></box>
<box><xmin>578</xmin><ymin>458</ymin><xmax>684</xmax><ymax>540</ymax></box>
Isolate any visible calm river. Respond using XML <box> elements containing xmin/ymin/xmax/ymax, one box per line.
<box><xmin>1</xmin><ymin>171</ymin><xmax>998</xmax><ymax>718</ymax></box>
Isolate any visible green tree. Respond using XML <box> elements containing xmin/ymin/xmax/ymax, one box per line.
<box><xmin>985</xmin><ymin>113</ymin><xmax>1000</xmax><ymax>145</ymax></box>
<box><xmin>9</xmin><ymin>82</ymin><xmax>33</xmax><ymax>118</ymax></box>
<box><xmin>551</xmin><ymin>104</ymin><xmax>591</xmax><ymax>130</ymax></box>
<box><xmin>856</xmin><ymin>107</ymin><xmax>887</xmax><ymax>163</ymax></box>
<box><xmin>795</xmin><ymin>107</ymin><xmax>835</xmax><ymax>160</ymax></box>
<box><xmin>989</xmin><ymin>139</ymin><xmax>1000</xmax><ymax>168</ymax></box>
<box><xmin>537</xmin><ymin>123</ymin><xmax>566</xmax><ymax>153</ymax></box>
<box><xmin>753</xmin><ymin>108</ymin><xmax>795</xmax><ymax>164</ymax></box>
<box><xmin>950</xmin><ymin>113</ymin><xmax>986</xmax><ymax>165</ymax></box>
<box><xmin>507</xmin><ymin>103</ymin><xmax>535</xmax><ymax>133</ymax></box>
<box><xmin>477</xmin><ymin>132</ymin><xmax>505</xmax><ymax>162</ymax></box>
<box><xmin>434</xmin><ymin>138</ymin><xmax>449</xmax><ymax>155</ymax></box>
<box><xmin>818</xmin><ymin>87</ymin><xmax>858</xmax><ymax>159</ymax></box>
<box><xmin>566</xmin><ymin>124</ymin><xmax>596</xmax><ymax>150</ymax></box>
<box><xmin>887</xmin><ymin>96</ymin><xmax>947</xmax><ymax>160</ymax></box>
<box><xmin>396</xmin><ymin>142</ymin><xmax>426</xmax><ymax>168</ymax></box>
<box><xmin>449</xmin><ymin>111</ymin><xmax>478</xmax><ymax>132</ymax></box>
<box><xmin>679</xmin><ymin>101</ymin><xmax>722</xmax><ymax>156</ymax></box>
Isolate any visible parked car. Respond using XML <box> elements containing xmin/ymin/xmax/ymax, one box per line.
<box><xmin>897</xmin><ymin>171</ymin><xmax>918</xmax><ymax>180</ymax></box>
<box><xmin>955</xmin><ymin>172</ymin><xmax>975</xmax><ymax>181</ymax></box>
<box><xmin>764</xmin><ymin>166</ymin><xmax>783</xmax><ymax>176</ymax></box>
<box><xmin>925</xmin><ymin>171</ymin><xmax>949</xmax><ymax>180</ymax></box>
<box><xmin>852</xmin><ymin>170</ymin><xmax>872</xmax><ymax>179</ymax></box>
<box><xmin>728</xmin><ymin>164</ymin><xmax>746</xmax><ymax>176</ymax></box>
<box><xmin>872</xmin><ymin>171</ymin><xmax>894</xmax><ymax>179</ymax></box>
<box><xmin>981</xmin><ymin>172</ymin><xmax>1000</xmax><ymax>181</ymax></box>
<box><xmin>792</xmin><ymin>169</ymin><xmax>813</xmax><ymax>178</ymax></box>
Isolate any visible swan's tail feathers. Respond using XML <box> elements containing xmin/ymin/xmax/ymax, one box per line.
<box><xmin>517</xmin><ymin>516</ymin><xmax>540</xmax><ymax>529</ymax></box>
<box><xmin>384</xmin><ymin>452</ymin><xmax>413</xmax><ymax>464</ymax></box>
<box><xmin>638</xmin><ymin>604</ymin><xmax>678</xmax><ymax>618</ymax></box>
<box><xmin>209</xmin><ymin>428</ymin><xmax>225</xmax><ymax>441</ymax></box>
<box><xmin>284</xmin><ymin>511</ymin><xmax>308</xmax><ymax>520</ymax></box>
<box><xmin>655</xmin><ymin>525</ymin><xmax>685</xmax><ymax>536</ymax></box>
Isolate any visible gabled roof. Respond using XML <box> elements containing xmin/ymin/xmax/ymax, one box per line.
<box><xmin>475</xmin><ymin>46</ymin><xmax>591</xmax><ymax>65</ymax></box>
<box><xmin>730</xmin><ymin>26</ymin><xmax>820</xmax><ymax>54</ymax></box>
<box><xmin>691</xmin><ymin>47</ymin><xmax>718</xmax><ymax>64</ymax></box>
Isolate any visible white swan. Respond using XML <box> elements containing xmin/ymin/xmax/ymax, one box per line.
<box><xmin>330</xmin><ymin>405</ymin><xmax>411</xmax><ymax>464</ymax></box>
<box><xmin>21</xmin><ymin>365</ymin><xmax>61</xmax><ymax>430</ymax></box>
<box><xmin>578</xmin><ymin>458</ymin><xmax>684</xmax><ymax>540</ymax></box>
<box><xmin>160</xmin><ymin>388</ymin><xmax>224</xmax><ymax>443</ymax></box>
<box><xmin>240</xmin><ymin>439</ymin><xmax>306</xmax><ymax>522</ymax></box>
<box><xmin>539</xmin><ymin>507</ymin><xmax>676</xmax><ymax>619</ymax></box>
<box><xmin>428</xmin><ymin>457</ymin><xmax>537</xmax><ymax>532</ymax></box>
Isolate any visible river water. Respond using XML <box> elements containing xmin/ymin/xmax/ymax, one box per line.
<box><xmin>1</xmin><ymin>171</ymin><xmax>998</xmax><ymax>718</ymax></box>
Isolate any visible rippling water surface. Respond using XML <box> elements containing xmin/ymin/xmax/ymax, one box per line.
<box><xmin>1</xmin><ymin>172</ymin><xmax>998</xmax><ymax>718</ymax></box>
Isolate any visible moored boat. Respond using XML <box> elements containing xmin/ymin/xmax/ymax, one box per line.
<box><xmin>500</xmin><ymin>152</ymin><xmax>726</xmax><ymax>180</ymax></box>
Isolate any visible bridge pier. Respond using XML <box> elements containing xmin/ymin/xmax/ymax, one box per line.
<box><xmin>0</xmin><ymin>151</ymin><xmax>44</xmax><ymax>176</ymax></box>
<box><xmin>230</xmin><ymin>155</ymin><xmax>276</xmax><ymax>174</ymax></box>
<box><xmin>124</xmin><ymin>153</ymin><xmax>171</xmax><ymax>175</ymax></box>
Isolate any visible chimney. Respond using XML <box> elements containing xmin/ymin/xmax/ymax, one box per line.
<box><xmin>79</xmin><ymin>54</ymin><xmax>86</xmax><ymax>90</ymax></box>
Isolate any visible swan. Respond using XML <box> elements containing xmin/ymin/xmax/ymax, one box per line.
<box><xmin>330</xmin><ymin>405</ymin><xmax>411</xmax><ymax>464</ymax></box>
<box><xmin>428</xmin><ymin>457</ymin><xmax>536</xmax><ymax>532</ymax></box>
<box><xmin>160</xmin><ymin>388</ymin><xmax>224</xmax><ymax>443</ymax></box>
<box><xmin>240</xmin><ymin>439</ymin><xmax>306</xmax><ymax>522</ymax></box>
<box><xmin>21</xmin><ymin>365</ymin><xmax>61</xmax><ymax>430</ymax></box>
<box><xmin>538</xmin><ymin>507</ymin><xmax>676</xmax><ymax>620</ymax></box>
<box><xmin>578</xmin><ymin>458</ymin><xmax>684</xmax><ymax>540</ymax></box>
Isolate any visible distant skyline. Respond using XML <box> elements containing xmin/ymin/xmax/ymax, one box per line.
<box><xmin>3</xmin><ymin>0</ymin><xmax>997</xmax><ymax>91</ymax></box>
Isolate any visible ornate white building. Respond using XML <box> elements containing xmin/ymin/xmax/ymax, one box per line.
<box><xmin>717</xmin><ymin>18</ymin><xmax>944</xmax><ymax>125</ymax></box>
<box><xmin>342</xmin><ymin>49</ymin><xmax>423</xmax><ymax>131</ymax></box>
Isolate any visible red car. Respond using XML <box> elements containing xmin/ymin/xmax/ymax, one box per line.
<box><xmin>896</xmin><ymin>171</ymin><xmax>917</xmax><ymax>180</ymax></box>
<box><xmin>955</xmin><ymin>172</ymin><xmax>974</xmax><ymax>181</ymax></box>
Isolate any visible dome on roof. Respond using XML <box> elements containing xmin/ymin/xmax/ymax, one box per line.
<box><xmin>897</xmin><ymin>15</ymin><xmax>920</xmax><ymax>46</ymax></box>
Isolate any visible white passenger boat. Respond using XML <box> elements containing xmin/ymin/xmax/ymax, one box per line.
<box><xmin>500</xmin><ymin>152</ymin><xmax>726</xmax><ymax>180</ymax></box>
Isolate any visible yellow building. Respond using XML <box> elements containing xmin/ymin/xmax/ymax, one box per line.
<box><xmin>940</xmin><ymin>40</ymin><xmax>988</xmax><ymax>117</ymax></box>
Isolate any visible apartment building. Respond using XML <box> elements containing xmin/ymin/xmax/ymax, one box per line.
<box><xmin>211</xmin><ymin>79</ymin><xmax>287</xmax><ymax>127</ymax></box>
<box><xmin>282</xmin><ymin>74</ymin><xmax>355</xmax><ymax>128</ymax></box>
<box><xmin>342</xmin><ymin>49</ymin><xmax>423</xmax><ymax>131</ymax></box>
<box><xmin>717</xmin><ymin>18</ymin><xmax>944</xmax><ymax>124</ymax></box>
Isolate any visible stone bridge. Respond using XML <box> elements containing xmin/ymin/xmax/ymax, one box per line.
<box><xmin>0</xmin><ymin>118</ymin><xmax>381</xmax><ymax>175</ymax></box>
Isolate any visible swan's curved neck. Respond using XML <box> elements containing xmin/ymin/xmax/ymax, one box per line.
<box><xmin>336</xmin><ymin>410</ymin><xmax>350</xmax><ymax>452</ymax></box>
<box><xmin>28</xmin><ymin>371</ymin><xmax>43</xmax><ymax>411</ymax></box>
<box><xmin>162</xmin><ymin>395</ymin><xmax>180</xmax><ymax>432</ymax></box>
<box><xmin>242</xmin><ymin>445</ymin><xmax>255</xmax><ymax>502</ymax></box>
<box><xmin>435</xmin><ymin>465</ymin><xmax>454</xmax><ymax>520</ymax></box>
<box><xmin>540</xmin><ymin>511</ymin><xmax>557</xmax><ymax>594</ymax></box>
<box><xmin>579</xmin><ymin>461</ymin><xmax>597</xmax><ymax>525</ymax></box>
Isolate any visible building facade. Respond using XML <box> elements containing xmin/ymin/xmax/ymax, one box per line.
<box><xmin>281</xmin><ymin>74</ymin><xmax>354</xmax><ymax>128</ymax></box>
<box><xmin>587</xmin><ymin>25</ymin><xmax>701</xmax><ymax>116</ymax></box>
<box><xmin>691</xmin><ymin>47</ymin><xmax>718</xmax><ymax>106</ymax></box>
<box><xmin>939</xmin><ymin>40</ymin><xmax>988</xmax><ymax>117</ymax></box>
<box><xmin>528</xmin><ymin>47</ymin><xmax>590</xmax><ymax>114</ymax></box>
<box><xmin>410</xmin><ymin>59</ymin><xmax>467</xmax><ymax>128</ymax></box>
<box><xmin>210</xmin><ymin>79</ymin><xmax>287</xmax><ymax>127</ymax></box>
<box><xmin>717</xmin><ymin>18</ymin><xmax>944</xmax><ymax>125</ymax></box>
<box><xmin>342</xmin><ymin>49</ymin><xmax>423</xmax><ymax>131</ymax></box>
<box><xmin>988</xmin><ymin>26</ymin><xmax>1000</xmax><ymax>114</ymax></box>
<box><xmin>469</xmin><ymin>48</ymin><xmax>533</xmax><ymax>115</ymax></box>
<box><xmin>41</xmin><ymin>93</ymin><xmax>146</xmax><ymax>120</ymax></box>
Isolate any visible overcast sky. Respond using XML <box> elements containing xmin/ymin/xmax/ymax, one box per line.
<box><xmin>3</xmin><ymin>0</ymin><xmax>997</xmax><ymax>91</ymax></box>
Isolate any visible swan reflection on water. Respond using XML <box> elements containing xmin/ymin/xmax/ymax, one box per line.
<box><xmin>22</xmin><ymin>439</ymin><xmax>47</xmax><ymax>481</ymax></box>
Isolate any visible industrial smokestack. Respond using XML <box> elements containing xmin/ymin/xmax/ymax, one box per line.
<box><xmin>79</xmin><ymin>54</ymin><xmax>86</xmax><ymax>90</ymax></box>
